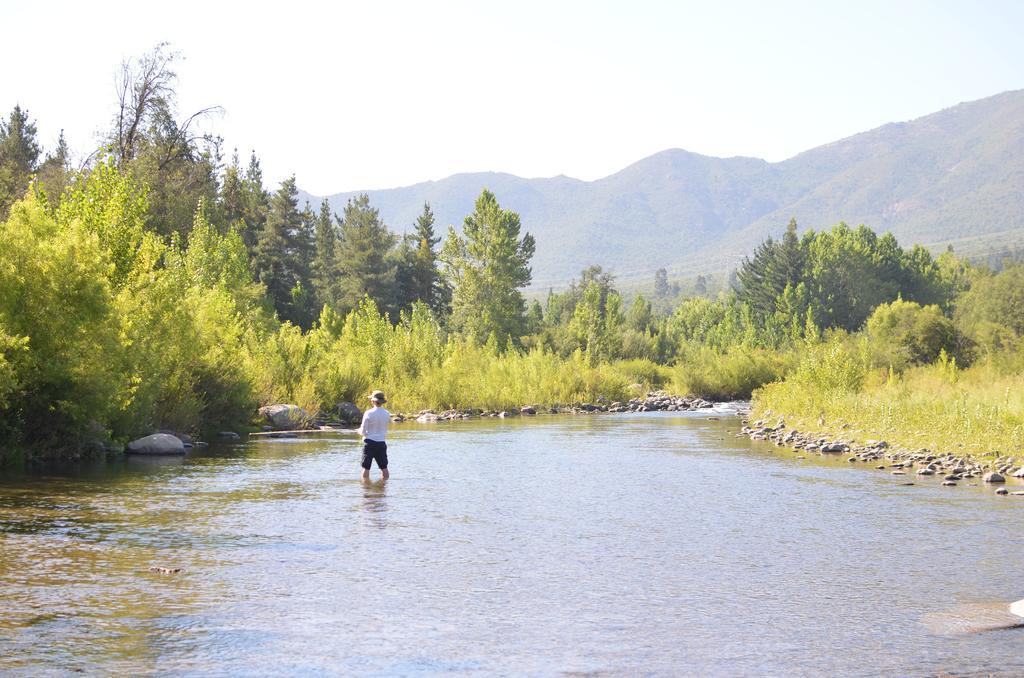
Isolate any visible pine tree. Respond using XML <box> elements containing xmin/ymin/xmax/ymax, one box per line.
<box><xmin>36</xmin><ymin>129</ymin><xmax>72</xmax><ymax>206</ymax></box>
<box><xmin>311</xmin><ymin>198</ymin><xmax>339</xmax><ymax>307</ymax></box>
<box><xmin>241</xmin><ymin>151</ymin><xmax>270</xmax><ymax>253</ymax></box>
<box><xmin>0</xmin><ymin>105</ymin><xmax>42</xmax><ymax>218</ymax></box>
<box><xmin>396</xmin><ymin>201</ymin><xmax>448</xmax><ymax>316</ymax></box>
<box><xmin>335</xmin><ymin>194</ymin><xmax>398</xmax><ymax>314</ymax></box>
<box><xmin>441</xmin><ymin>189</ymin><xmax>536</xmax><ymax>346</ymax></box>
<box><xmin>654</xmin><ymin>268</ymin><xmax>669</xmax><ymax>297</ymax></box>
<box><xmin>220</xmin><ymin>150</ymin><xmax>246</xmax><ymax>232</ymax></box>
<box><xmin>254</xmin><ymin>176</ymin><xmax>303</xmax><ymax>322</ymax></box>
<box><xmin>770</xmin><ymin>218</ymin><xmax>805</xmax><ymax>294</ymax></box>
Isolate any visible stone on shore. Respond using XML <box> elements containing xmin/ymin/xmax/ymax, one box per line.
<box><xmin>258</xmin><ymin>404</ymin><xmax>309</xmax><ymax>430</ymax></box>
<box><xmin>126</xmin><ymin>433</ymin><xmax>186</xmax><ymax>456</ymax></box>
<box><xmin>983</xmin><ymin>472</ymin><xmax>1006</xmax><ymax>483</ymax></box>
<box><xmin>334</xmin><ymin>402</ymin><xmax>363</xmax><ymax>426</ymax></box>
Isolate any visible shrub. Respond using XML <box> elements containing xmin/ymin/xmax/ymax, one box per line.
<box><xmin>865</xmin><ymin>299</ymin><xmax>959</xmax><ymax>370</ymax></box>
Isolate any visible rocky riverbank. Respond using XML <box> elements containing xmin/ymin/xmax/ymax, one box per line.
<box><xmin>393</xmin><ymin>392</ymin><xmax>716</xmax><ymax>423</ymax></box>
<box><xmin>739</xmin><ymin>417</ymin><xmax>1024</xmax><ymax>492</ymax></box>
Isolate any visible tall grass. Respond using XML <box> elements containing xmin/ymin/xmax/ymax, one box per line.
<box><xmin>755</xmin><ymin>340</ymin><xmax>1024</xmax><ymax>459</ymax></box>
<box><xmin>671</xmin><ymin>345</ymin><xmax>795</xmax><ymax>400</ymax></box>
<box><xmin>258</xmin><ymin>300</ymin><xmax>634</xmax><ymax>414</ymax></box>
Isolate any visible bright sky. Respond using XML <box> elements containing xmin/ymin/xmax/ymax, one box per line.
<box><xmin>3</xmin><ymin>0</ymin><xmax>1023</xmax><ymax>195</ymax></box>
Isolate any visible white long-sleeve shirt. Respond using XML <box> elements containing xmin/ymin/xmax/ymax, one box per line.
<box><xmin>357</xmin><ymin>406</ymin><xmax>390</xmax><ymax>442</ymax></box>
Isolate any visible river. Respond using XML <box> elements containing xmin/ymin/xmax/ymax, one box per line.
<box><xmin>2</xmin><ymin>408</ymin><xmax>1024</xmax><ymax>676</ymax></box>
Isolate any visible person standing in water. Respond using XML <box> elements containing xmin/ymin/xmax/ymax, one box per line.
<box><xmin>358</xmin><ymin>390</ymin><xmax>390</xmax><ymax>481</ymax></box>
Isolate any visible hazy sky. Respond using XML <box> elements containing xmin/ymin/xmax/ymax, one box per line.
<box><xmin>3</xmin><ymin>0</ymin><xmax>1023</xmax><ymax>194</ymax></box>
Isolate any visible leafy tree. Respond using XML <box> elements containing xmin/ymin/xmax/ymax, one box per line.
<box><xmin>107</xmin><ymin>43</ymin><xmax>221</xmax><ymax>240</ymax></box>
<box><xmin>441</xmin><ymin>189</ymin><xmax>535</xmax><ymax>346</ymax></box>
<box><xmin>955</xmin><ymin>262</ymin><xmax>1024</xmax><ymax>343</ymax></box>
<box><xmin>335</xmin><ymin>194</ymin><xmax>398</xmax><ymax>314</ymax></box>
<box><xmin>570</xmin><ymin>281</ymin><xmax>624</xmax><ymax>359</ymax></box>
<box><xmin>57</xmin><ymin>159</ymin><xmax>157</xmax><ymax>290</ymax></box>
<box><xmin>0</xmin><ymin>105</ymin><xmax>42</xmax><ymax>219</ymax></box>
<box><xmin>0</xmin><ymin>195</ymin><xmax>122</xmax><ymax>454</ymax></box>
<box><xmin>627</xmin><ymin>294</ymin><xmax>654</xmax><ymax>333</ymax></box>
<box><xmin>866</xmin><ymin>299</ymin><xmax>959</xmax><ymax>370</ymax></box>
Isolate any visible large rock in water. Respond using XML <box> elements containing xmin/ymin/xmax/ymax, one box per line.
<box><xmin>335</xmin><ymin>402</ymin><xmax>363</xmax><ymax>426</ymax></box>
<box><xmin>258</xmin><ymin>404</ymin><xmax>309</xmax><ymax>430</ymax></box>
<box><xmin>126</xmin><ymin>433</ymin><xmax>186</xmax><ymax>456</ymax></box>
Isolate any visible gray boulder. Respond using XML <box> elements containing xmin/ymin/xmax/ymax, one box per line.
<box><xmin>258</xmin><ymin>404</ymin><xmax>309</xmax><ymax>430</ymax></box>
<box><xmin>126</xmin><ymin>433</ymin><xmax>186</xmax><ymax>456</ymax></box>
<box><xmin>983</xmin><ymin>472</ymin><xmax>1006</xmax><ymax>483</ymax></box>
<box><xmin>335</xmin><ymin>402</ymin><xmax>363</xmax><ymax>426</ymax></box>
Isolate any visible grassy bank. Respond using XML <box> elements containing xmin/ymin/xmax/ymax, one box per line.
<box><xmin>753</xmin><ymin>341</ymin><xmax>1024</xmax><ymax>462</ymax></box>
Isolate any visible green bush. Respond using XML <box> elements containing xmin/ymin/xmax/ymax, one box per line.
<box><xmin>865</xmin><ymin>299</ymin><xmax>959</xmax><ymax>370</ymax></box>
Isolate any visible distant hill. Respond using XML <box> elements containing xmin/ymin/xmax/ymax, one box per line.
<box><xmin>300</xmin><ymin>89</ymin><xmax>1024</xmax><ymax>291</ymax></box>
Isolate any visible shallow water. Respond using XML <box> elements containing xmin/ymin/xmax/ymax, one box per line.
<box><xmin>3</xmin><ymin>409</ymin><xmax>1024</xmax><ymax>676</ymax></box>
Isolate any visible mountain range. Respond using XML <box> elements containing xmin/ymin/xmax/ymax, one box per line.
<box><xmin>300</xmin><ymin>89</ymin><xmax>1024</xmax><ymax>291</ymax></box>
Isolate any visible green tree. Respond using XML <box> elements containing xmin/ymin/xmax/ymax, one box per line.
<box><xmin>736</xmin><ymin>219</ymin><xmax>804</xmax><ymax>319</ymax></box>
<box><xmin>396</xmin><ymin>202</ymin><xmax>448</xmax><ymax>316</ymax></box>
<box><xmin>336</xmin><ymin>194</ymin><xmax>398</xmax><ymax>314</ymax></box>
<box><xmin>569</xmin><ymin>281</ymin><xmax>624</xmax><ymax>359</ymax></box>
<box><xmin>35</xmin><ymin>130</ymin><xmax>72</xmax><ymax>206</ymax></box>
<box><xmin>107</xmin><ymin>43</ymin><xmax>221</xmax><ymax>240</ymax></box>
<box><xmin>311</xmin><ymin>198</ymin><xmax>339</xmax><ymax>307</ymax></box>
<box><xmin>866</xmin><ymin>299</ymin><xmax>959</xmax><ymax>370</ymax></box>
<box><xmin>955</xmin><ymin>262</ymin><xmax>1024</xmax><ymax>351</ymax></box>
<box><xmin>627</xmin><ymin>294</ymin><xmax>654</xmax><ymax>332</ymax></box>
<box><xmin>0</xmin><ymin>195</ymin><xmax>122</xmax><ymax>454</ymax></box>
<box><xmin>441</xmin><ymin>189</ymin><xmax>536</xmax><ymax>346</ymax></box>
<box><xmin>0</xmin><ymin>105</ymin><xmax>42</xmax><ymax>219</ymax></box>
<box><xmin>254</xmin><ymin>176</ymin><xmax>304</xmax><ymax>322</ymax></box>
<box><xmin>654</xmin><ymin>268</ymin><xmax>669</xmax><ymax>297</ymax></box>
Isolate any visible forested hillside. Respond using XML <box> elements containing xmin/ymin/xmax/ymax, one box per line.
<box><xmin>307</xmin><ymin>89</ymin><xmax>1024</xmax><ymax>290</ymax></box>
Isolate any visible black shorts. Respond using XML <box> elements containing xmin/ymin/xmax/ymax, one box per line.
<box><xmin>361</xmin><ymin>439</ymin><xmax>388</xmax><ymax>470</ymax></box>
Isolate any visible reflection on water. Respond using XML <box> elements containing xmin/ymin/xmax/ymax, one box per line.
<box><xmin>361</xmin><ymin>479</ymin><xmax>389</xmax><ymax>528</ymax></box>
<box><xmin>2</xmin><ymin>411</ymin><xmax>1024</xmax><ymax>675</ymax></box>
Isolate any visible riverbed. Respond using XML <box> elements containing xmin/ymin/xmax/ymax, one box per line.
<box><xmin>3</xmin><ymin>408</ymin><xmax>1024</xmax><ymax>675</ymax></box>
